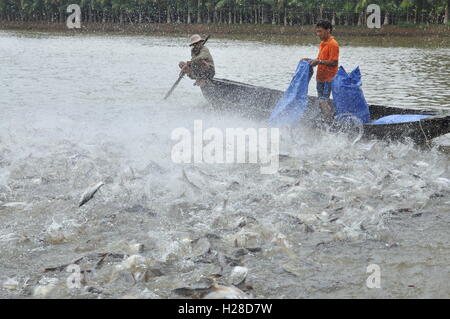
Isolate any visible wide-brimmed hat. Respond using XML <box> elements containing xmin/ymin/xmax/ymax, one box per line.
<box><xmin>189</xmin><ymin>34</ymin><xmax>204</xmax><ymax>46</ymax></box>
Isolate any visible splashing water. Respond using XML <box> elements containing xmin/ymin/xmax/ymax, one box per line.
<box><xmin>0</xmin><ymin>31</ymin><xmax>449</xmax><ymax>299</ymax></box>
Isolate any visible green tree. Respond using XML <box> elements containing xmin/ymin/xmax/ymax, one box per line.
<box><xmin>0</xmin><ymin>0</ymin><xmax>448</xmax><ymax>25</ymax></box>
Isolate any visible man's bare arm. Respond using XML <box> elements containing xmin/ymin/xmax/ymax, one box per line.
<box><xmin>320</xmin><ymin>60</ymin><xmax>338</xmax><ymax>66</ymax></box>
<box><xmin>310</xmin><ymin>59</ymin><xmax>338</xmax><ymax>67</ymax></box>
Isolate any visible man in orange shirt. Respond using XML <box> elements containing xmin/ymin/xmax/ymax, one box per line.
<box><xmin>302</xmin><ymin>20</ymin><xmax>339</xmax><ymax>121</ymax></box>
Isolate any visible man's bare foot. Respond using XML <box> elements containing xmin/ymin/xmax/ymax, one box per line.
<box><xmin>319</xmin><ymin>99</ymin><xmax>335</xmax><ymax>123</ymax></box>
<box><xmin>194</xmin><ymin>79</ymin><xmax>207</xmax><ymax>87</ymax></box>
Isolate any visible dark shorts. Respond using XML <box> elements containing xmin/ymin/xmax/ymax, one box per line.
<box><xmin>190</xmin><ymin>61</ymin><xmax>215</xmax><ymax>80</ymax></box>
<box><xmin>317</xmin><ymin>81</ymin><xmax>332</xmax><ymax>100</ymax></box>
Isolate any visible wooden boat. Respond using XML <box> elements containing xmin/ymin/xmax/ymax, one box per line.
<box><xmin>200</xmin><ymin>78</ymin><xmax>450</xmax><ymax>144</ymax></box>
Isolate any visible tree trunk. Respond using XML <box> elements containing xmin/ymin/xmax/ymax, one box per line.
<box><xmin>167</xmin><ymin>5</ymin><xmax>171</xmax><ymax>23</ymax></box>
<box><xmin>88</xmin><ymin>2</ymin><xmax>93</xmax><ymax>22</ymax></box>
<box><xmin>272</xmin><ymin>7</ymin><xmax>276</xmax><ymax>24</ymax></box>
<box><xmin>188</xmin><ymin>5</ymin><xmax>191</xmax><ymax>24</ymax></box>
<box><xmin>261</xmin><ymin>5</ymin><xmax>264</xmax><ymax>24</ymax></box>
<box><xmin>197</xmin><ymin>0</ymin><xmax>202</xmax><ymax>23</ymax></box>
<box><xmin>284</xmin><ymin>8</ymin><xmax>287</xmax><ymax>26</ymax></box>
<box><xmin>445</xmin><ymin>1</ymin><xmax>449</xmax><ymax>24</ymax></box>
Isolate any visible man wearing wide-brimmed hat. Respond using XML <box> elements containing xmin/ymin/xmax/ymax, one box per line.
<box><xmin>179</xmin><ymin>34</ymin><xmax>215</xmax><ymax>86</ymax></box>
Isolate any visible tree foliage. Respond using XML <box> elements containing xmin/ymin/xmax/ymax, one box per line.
<box><xmin>0</xmin><ymin>0</ymin><xmax>448</xmax><ymax>25</ymax></box>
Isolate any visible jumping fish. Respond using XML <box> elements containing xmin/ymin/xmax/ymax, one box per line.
<box><xmin>78</xmin><ymin>182</ymin><xmax>104</xmax><ymax>207</ymax></box>
<box><xmin>2</xmin><ymin>277</ymin><xmax>19</xmax><ymax>290</ymax></box>
<box><xmin>182</xmin><ymin>168</ymin><xmax>201</xmax><ymax>190</ymax></box>
<box><xmin>203</xmin><ymin>283</ymin><xmax>249</xmax><ymax>299</ymax></box>
<box><xmin>229</xmin><ymin>266</ymin><xmax>248</xmax><ymax>286</ymax></box>
<box><xmin>1</xmin><ymin>202</ymin><xmax>29</xmax><ymax>208</ymax></box>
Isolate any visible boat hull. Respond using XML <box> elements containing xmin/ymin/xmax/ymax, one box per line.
<box><xmin>201</xmin><ymin>78</ymin><xmax>450</xmax><ymax>144</ymax></box>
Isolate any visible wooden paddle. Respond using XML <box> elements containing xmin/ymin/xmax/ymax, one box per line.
<box><xmin>163</xmin><ymin>70</ymin><xmax>185</xmax><ymax>100</ymax></box>
<box><xmin>163</xmin><ymin>35</ymin><xmax>211</xmax><ymax>100</ymax></box>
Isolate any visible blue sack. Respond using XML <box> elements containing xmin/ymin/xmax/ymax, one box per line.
<box><xmin>371</xmin><ymin>114</ymin><xmax>431</xmax><ymax>125</ymax></box>
<box><xmin>331</xmin><ymin>66</ymin><xmax>371</xmax><ymax>124</ymax></box>
<box><xmin>268</xmin><ymin>61</ymin><xmax>313</xmax><ymax>126</ymax></box>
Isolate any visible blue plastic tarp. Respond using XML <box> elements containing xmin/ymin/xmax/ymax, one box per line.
<box><xmin>371</xmin><ymin>114</ymin><xmax>431</xmax><ymax>125</ymax></box>
<box><xmin>268</xmin><ymin>61</ymin><xmax>313</xmax><ymax>126</ymax></box>
<box><xmin>331</xmin><ymin>66</ymin><xmax>371</xmax><ymax>124</ymax></box>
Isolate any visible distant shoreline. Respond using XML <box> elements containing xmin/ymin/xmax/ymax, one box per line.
<box><xmin>1</xmin><ymin>22</ymin><xmax>449</xmax><ymax>38</ymax></box>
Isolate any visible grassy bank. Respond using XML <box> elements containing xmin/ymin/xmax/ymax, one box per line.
<box><xmin>1</xmin><ymin>21</ymin><xmax>449</xmax><ymax>38</ymax></box>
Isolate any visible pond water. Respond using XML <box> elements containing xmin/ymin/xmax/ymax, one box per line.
<box><xmin>0</xmin><ymin>31</ymin><xmax>449</xmax><ymax>298</ymax></box>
